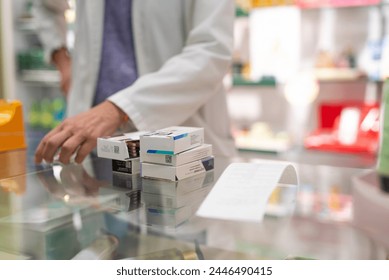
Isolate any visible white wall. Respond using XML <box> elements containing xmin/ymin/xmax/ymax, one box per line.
<box><xmin>0</xmin><ymin>0</ymin><xmax>16</xmax><ymax>100</ymax></box>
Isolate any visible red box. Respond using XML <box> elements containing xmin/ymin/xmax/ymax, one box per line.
<box><xmin>304</xmin><ymin>102</ymin><xmax>380</xmax><ymax>154</ymax></box>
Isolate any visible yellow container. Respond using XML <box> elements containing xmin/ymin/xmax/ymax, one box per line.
<box><xmin>0</xmin><ymin>100</ymin><xmax>27</xmax><ymax>152</ymax></box>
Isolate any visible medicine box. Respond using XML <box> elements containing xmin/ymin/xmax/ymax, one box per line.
<box><xmin>140</xmin><ymin>126</ymin><xmax>204</xmax><ymax>155</ymax></box>
<box><xmin>97</xmin><ymin>131</ymin><xmax>145</xmax><ymax>161</ymax></box>
<box><xmin>140</xmin><ymin>144</ymin><xmax>212</xmax><ymax>166</ymax></box>
<box><xmin>112</xmin><ymin>158</ymin><xmax>141</xmax><ymax>175</ymax></box>
<box><xmin>141</xmin><ymin>156</ymin><xmax>214</xmax><ymax>181</ymax></box>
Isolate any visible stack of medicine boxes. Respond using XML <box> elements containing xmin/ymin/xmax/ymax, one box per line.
<box><xmin>140</xmin><ymin>126</ymin><xmax>214</xmax><ymax>228</ymax></box>
<box><xmin>140</xmin><ymin>127</ymin><xmax>214</xmax><ymax>181</ymax></box>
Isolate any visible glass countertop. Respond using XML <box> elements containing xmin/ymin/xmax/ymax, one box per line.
<box><xmin>0</xmin><ymin>154</ymin><xmax>388</xmax><ymax>260</ymax></box>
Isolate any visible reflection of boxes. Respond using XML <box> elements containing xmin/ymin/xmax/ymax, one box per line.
<box><xmin>112</xmin><ymin>173</ymin><xmax>141</xmax><ymax>189</ymax></box>
<box><xmin>146</xmin><ymin>206</ymin><xmax>193</xmax><ymax>227</ymax></box>
<box><xmin>0</xmin><ymin>100</ymin><xmax>26</xmax><ymax>152</ymax></box>
<box><xmin>140</xmin><ymin>127</ymin><xmax>204</xmax><ymax>155</ymax></box>
<box><xmin>142</xmin><ymin>171</ymin><xmax>214</xmax><ymax>197</ymax></box>
<box><xmin>0</xmin><ymin>205</ymin><xmax>106</xmax><ymax>259</ymax></box>
<box><xmin>140</xmin><ymin>144</ymin><xmax>212</xmax><ymax>166</ymax></box>
<box><xmin>141</xmin><ymin>156</ymin><xmax>214</xmax><ymax>181</ymax></box>
<box><xmin>97</xmin><ymin>131</ymin><xmax>146</xmax><ymax>160</ymax></box>
<box><xmin>112</xmin><ymin>158</ymin><xmax>141</xmax><ymax>175</ymax></box>
<box><xmin>142</xmin><ymin>176</ymin><xmax>213</xmax><ymax>208</ymax></box>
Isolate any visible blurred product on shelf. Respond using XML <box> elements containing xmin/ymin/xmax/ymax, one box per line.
<box><xmin>28</xmin><ymin>97</ymin><xmax>66</xmax><ymax>130</ymax></box>
<box><xmin>252</xmin><ymin>0</ymin><xmax>294</xmax><ymax>7</ymax></box>
<box><xmin>377</xmin><ymin>79</ymin><xmax>389</xmax><ymax>193</ymax></box>
<box><xmin>315</xmin><ymin>50</ymin><xmax>336</xmax><ymax>69</ymax></box>
<box><xmin>304</xmin><ymin>102</ymin><xmax>380</xmax><ymax>154</ymax></box>
<box><xmin>296</xmin><ymin>0</ymin><xmax>380</xmax><ymax>9</ymax></box>
<box><xmin>233</xmin><ymin>122</ymin><xmax>291</xmax><ymax>153</ymax></box>
<box><xmin>17</xmin><ymin>49</ymin><xmax>53</xmax><ymax>71</ymax></box>
<box><xmin>0</xmin><ymin>100</ymin><xmax>27</xmax><ymax>152</ymax></box>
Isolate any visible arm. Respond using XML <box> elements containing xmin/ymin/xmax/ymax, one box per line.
<box><xmin>32</xmin><ymin>0</ymin><xmax>69</xmax><ymax>63</ymax></box>
<box><xmin>32</xmin><ymin>0</ymin><xmax>71</xmax><ymax>95</ymax></box>
<box><xmin>52</xmin><ymin>47</ymin><xmax>71</xmax><ymax>96</ymax></box>
<box><xmin>108</xmin><ymin>0</ymin><xmax>234</xmax><ymax>130</ymax></box>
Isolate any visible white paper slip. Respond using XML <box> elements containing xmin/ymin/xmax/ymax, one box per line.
<box><xmin>196</xmin><ymin>161</ymin><xmax>298</xmax><ymax>223</ymax></box>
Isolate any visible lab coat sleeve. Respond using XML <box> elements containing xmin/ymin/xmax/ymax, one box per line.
<box><xmin>108</xmin><ymin>0</ymin><xmax>234</xmax><ymax>131</ymax></box>
<box><xmin>31</xmin><ymin>0</ymin><xmax>69</xmax><ymax>63</ymax></box>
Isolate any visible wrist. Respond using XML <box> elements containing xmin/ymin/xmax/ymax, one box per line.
<box><xmin>106</xmin><ymin>101</ymin><xmax>129</xmax><ymax>125</ymax></box>
<box><xmin>52</xmin><ymin>47</ymin><xmax>71</xmax><ymax>69</ymax></box>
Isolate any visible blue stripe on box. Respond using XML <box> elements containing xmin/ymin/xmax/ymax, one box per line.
<box><xmin>147</xmin><ymin>150</ymin><xmax>174</xmax><ymax>155</ymax></box>
<box><xmin>173</xmin><ymin>133</ymin><xmax>188</xmax><ymax>140</ymax></box>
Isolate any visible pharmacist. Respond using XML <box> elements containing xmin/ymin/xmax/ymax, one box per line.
<box><xmin>33</xmin><ymin>0</ymin><xmax>236</xmax><ymax>164</ymax></box>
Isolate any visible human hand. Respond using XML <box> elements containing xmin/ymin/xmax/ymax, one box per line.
<box><xmin>35</xmin><ymin>101</ymin><xmax>127</xmax><ymax>164</ymax></box>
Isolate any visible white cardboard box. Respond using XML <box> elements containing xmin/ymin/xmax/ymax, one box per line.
<box><xmin>140</xmin><ymin>144</ymin><xmax>212</xmax><ymax>166</ymax></box>
<box><xmin>141</xmin><ymin>156</ymin><xmax>214</xmax><ymax>181</ymax></box>
<box><xmin>140</xmin><ymin>126</ymin><xmax>204</xmax><ymax>155</ymax></box>
<box><xmin>97</xmin><ymin>131</ymin><xmax>146</xmax><ymax>161</ymax></box>
<box><xmin>112</xmin><ymin>158</ymin><xmax>141</xmax><ymax>175</ymax></box>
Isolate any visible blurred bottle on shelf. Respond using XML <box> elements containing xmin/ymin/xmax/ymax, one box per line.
<box><xmin>28</xmin><ymin>98</ymin><xmax>66</xmax><ymax>130</ymax></box>
<box><xmin>378</xmin><ymin>78</ymin><xmax>389</xmax><ymax>193</ymax></box>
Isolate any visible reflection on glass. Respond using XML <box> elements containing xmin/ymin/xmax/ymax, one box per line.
<box><xmin>72</xmin><ymin>233</ymin><xmax>119</xmax><ymax>260</ymax></box>
<box><xmin>142</xmin><ymin>171</ymin><xmax>214</xmax><ymax>228</ymax></box>
<box><xmin>129</xmin><ymin>247</ymin><xmax>199</xmax><ymax>260</ymax></box>
<box><xmin>265</xmin><ymin>183</ymin><xmax>298</xmax><ymax>217</ymax></box>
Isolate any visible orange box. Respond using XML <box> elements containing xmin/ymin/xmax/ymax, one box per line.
<box><xmin>0</xmin><ymin>100</ymin><xmax>27</xmax><ymax>152</ymax></box>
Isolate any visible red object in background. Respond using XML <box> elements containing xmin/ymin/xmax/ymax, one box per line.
<box><xmin>296</xmin><ymin>0</ymin><xmax>380</xmax><ymax>9</ymax></box>
<box><xmin>304</xmin><ymin>102</ymin><xmax>380</xmax><ymax>155</ymax></box>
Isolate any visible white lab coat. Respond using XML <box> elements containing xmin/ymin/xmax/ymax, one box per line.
<box><xmin>33</xmin><ymin>0</ymin><xmax>237</xmax><ymax>157</ymax></box>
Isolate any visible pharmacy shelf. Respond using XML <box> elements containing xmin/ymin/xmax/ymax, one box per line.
<box><xmin>314</xmin><ymin>68</ymin><xmax>366</xmax><ymax>82</ymax></box>
<box><xmin>233</xmin><ymin>75</ymin><xmax>277</xmax><ymax>87</ymax></box>
<box><xmin>20</xmin><ymin>70</ymin><xmax>60</xmax><ymax>87</ymax></box>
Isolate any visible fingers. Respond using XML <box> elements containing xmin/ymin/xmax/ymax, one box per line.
<box><xmin>74</xmin><ymin>139</ymin><xmax>96</xmax><ymax>164</ymax></box>
<box><xmin>35</xmin><ymin>102</ymin><xmax>120</xmax><ymax>165</ymax></box>
<box><xmin>35</xmin><ymin>126</ymin><xmax>63</xmax><ymax>164</ymax></box>
<box><xmin>35</xmin><ymin>126</ymin><xmax>89</xmax><ymax>165</ymax></box>
<box><xmin>58</xmin><ymin>134</ymin><xmax>86</xmax><ymax>164</ymax></box>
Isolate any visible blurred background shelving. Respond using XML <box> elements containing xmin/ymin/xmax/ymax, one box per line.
<box><xmin>2</xmin><ymin>0</ymin><xmax>76</xmax><ymax>151</ymax></box>
<box><xmin>230</xmin><ymin>0</ymin><xmax>388</xmax><ymax>166</ymax></box>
